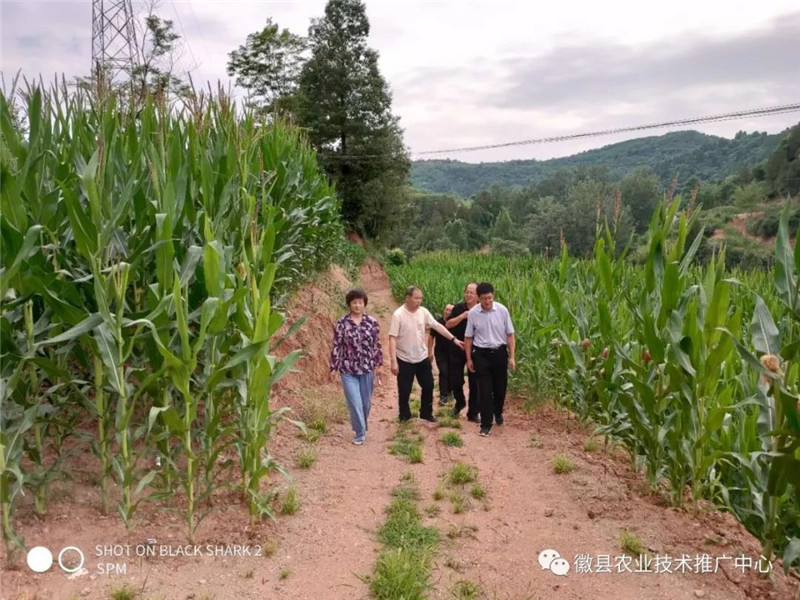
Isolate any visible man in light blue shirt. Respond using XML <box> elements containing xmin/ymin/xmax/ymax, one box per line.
<box><xmin>464</xmin><ymin>282</ymin><xmax>516</xmax><ymax>436</ymax></box>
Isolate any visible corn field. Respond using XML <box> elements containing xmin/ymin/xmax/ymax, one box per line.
<box><xmin>386</xmin><ymin>198</ymin><xmax>800</xmax><ymax>573</ymax></box>
<box><xmin>0</xmin><ymin>83</ymin><xmax>343</xmax><ymax>549</ymax></box>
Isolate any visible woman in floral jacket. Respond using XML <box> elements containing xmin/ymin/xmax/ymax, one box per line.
<box><xmin>330</xmin><ymin>289</ymin><xmax>383</xmax><ymax>445</ymax></box>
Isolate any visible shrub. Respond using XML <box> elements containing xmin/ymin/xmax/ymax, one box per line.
<box><xmin>385</xmin><ymin>248</ymin><xmax>408</xmax><ymax>266</ymax></box>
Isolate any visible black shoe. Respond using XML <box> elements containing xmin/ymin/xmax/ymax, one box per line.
<box><xmin>479</xmin><ymin>427</ymin><xmax>491</xmax><ymax>437</ymax></box>
<box><xmin>467</xmin><ymin>414</ymin><xmax>480</xmax><ymax>423</ymax></box>
<box><xmin>438</xmin><ymin>397</ymin><xmax>450</xmax><ymax>406</ymax></box>
<box><xmin>451</xmin><ymin>403</ymin><xmax>466</xmax><ymax>417</ymax></box>
<box><xmin>399</xmin><ymin>416</ymin><xmax>411</xmax><ymax>423</ymax></box>
<box><xmin>419</xmin><ymin>415</ymin><xmax>437</xmax><ymax>424</ymax></box>
<box><xmin>495</xmin><ymin>415</ymin><xmax>504</xmax><ymax>426</ymax></box>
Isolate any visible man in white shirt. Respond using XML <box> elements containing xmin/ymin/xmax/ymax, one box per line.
<box><xmin>389</xmin><ymin>286</ymin><xmax>465</xmax><ymax>422</ymax></box>
<box><xmin>465</xmin><ymin>282</ymin><xmax>516</xmax><ymax>436</ymax></box>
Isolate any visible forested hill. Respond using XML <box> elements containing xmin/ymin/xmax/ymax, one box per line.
<box><xmin>411</xmin><ymin>128</ymin><xmax>789</xmax><ymax>197</ymax></box>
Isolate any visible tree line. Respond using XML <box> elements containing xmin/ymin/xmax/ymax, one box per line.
<box><xmin>411</xmin><ymin>129</ymin><xmax>788</xmax><ymax>199</ymax></box>
<box><xmin>387</xmin><ymin>123</ymin><xmax>800</xmax><ymax>271</ymax></box>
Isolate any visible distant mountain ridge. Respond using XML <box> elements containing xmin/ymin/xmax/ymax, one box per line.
<box><xmin>411</xmin><ymin>128</ymin><xmax>791</xmax><ymax>197</ymax></box>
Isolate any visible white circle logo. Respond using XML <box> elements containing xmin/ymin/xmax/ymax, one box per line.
<box><xmin>58</xmin><ymin>546</ymin><xmax>85</xmax><ymax>573</ymax></box>
<box><xmin>27</xmin><ymin>546</ymin><xmax>54</xmax><ymax>573</ymax></box>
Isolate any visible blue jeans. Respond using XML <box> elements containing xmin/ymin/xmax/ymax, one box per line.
<box><xmin>340</xmin><ymin>372</ymin><xmax>374</xmax><ymax>442</ymax></box>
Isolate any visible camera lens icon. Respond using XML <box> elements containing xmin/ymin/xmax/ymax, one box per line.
<box><xmin>58</xmin><ymin>546</ymin><xmax>85</xmax><ymax>573</ymax></box>
<box><xmin>26</xmin><ymin>546</ymin><xmax>85</xmax><ymax>574</ymax></box>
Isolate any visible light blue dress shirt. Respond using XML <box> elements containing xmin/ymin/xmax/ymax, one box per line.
<box><xmin>464</xmin><ymin>302</ymin><xmax>515</xmax><ymax>348</ymax></box>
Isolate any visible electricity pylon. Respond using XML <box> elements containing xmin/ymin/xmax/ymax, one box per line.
<box><xmin>91</xmin><ymin>0</ymin><xmax>139</xmax><ymax>90</ymax></box>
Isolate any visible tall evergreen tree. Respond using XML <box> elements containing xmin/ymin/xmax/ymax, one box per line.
<box><xmin>296</xmin><ymin>0</ymin><xmax>410</xmax><ymax>238</ymax></box>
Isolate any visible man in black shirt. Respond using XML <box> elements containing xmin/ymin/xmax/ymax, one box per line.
<box><xmin>428</xmin><ymin>303</ymin><xmax>455</xmax><ymax>405</ymax></box>
<box><xmin>446</xmin><ymin>282</ymin><xmax>479</xmax><ymax>421</ymax></box>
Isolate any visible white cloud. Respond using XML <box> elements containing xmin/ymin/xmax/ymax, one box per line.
<box><xmin>2</xmin><ymin>0</ymin><xmax>798</xmax><ymax>163</ymax></box>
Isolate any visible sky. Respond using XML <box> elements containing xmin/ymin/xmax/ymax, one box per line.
<box><xmin>1</xmin><ymin>0</ymin><xmax>799</xmax><ymax>163</ymax></box>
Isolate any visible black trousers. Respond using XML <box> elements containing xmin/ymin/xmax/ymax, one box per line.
<box><xmin>435</xmin><ymin>348</ymin><xmax>451</xmax><ymax>398</ymax></box>
<box><xmin>473</xmin><ymin>346</ymin><xmax>508</xmax><ymax>428</ymax></box>
<box><xmin>450</xmin><ymin>351</ymin><xmax>479</xmax><ymax>418</ymax></box>
<box><xmin>397</xmin><ymin>358</ymin><xmax>435</xmax><ymax>420</ymax></box>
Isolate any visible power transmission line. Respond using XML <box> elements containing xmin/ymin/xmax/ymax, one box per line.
<box><xmin>324</xmin><ymin>103</ymin><xmax>800</xmax><ymax>161</ymax></box>
<box><xmin>414</xmin><ymin>104</ymin><xmax>800</xmax><ymax>157</ymax></box>
<box><xmin>168</xmin><ymin>0</ymin><xmax>200</xmax><ymax>71</ymax></box>
<box><xmin>184</xmin><ymin>0</ymin><xmax>212</xmax><ymax>69</ymax></box>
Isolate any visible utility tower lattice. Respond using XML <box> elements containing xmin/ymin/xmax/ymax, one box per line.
<box><xmin>91</xmin><ymin>0</ymin><xmax>139</xmax><ymax>86</ymax></box>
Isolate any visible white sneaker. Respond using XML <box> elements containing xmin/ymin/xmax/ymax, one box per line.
<box><xmin>352</xmin><ymin>439</ymin><xmax>364</xmax><ymax>445</ymax></box>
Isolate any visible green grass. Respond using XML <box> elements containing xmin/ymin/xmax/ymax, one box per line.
<box><xmin>449</xmin><ymin>462</ymin><xmax>478</xmax><ymax>485</ymax></box>
<box><xmin>379</xmin><ymin>498</ymin><xmax>440</xmax><ymax>550</ymax></box>
<box><xmin>369</xmin><ymin>481</ymin><xmax>440</xmax><ymax>600</ymax></box>
<box><xmin>451</xmin><ymin>580</ymin><xmax>481</xmax><ymax>599</ymax></box>
<box><xmin>552</xmin><ymin>454</ymin><xmax>575</xmax><ymax>474</ymax></box>
<box><xmin>435</xmin><ymin>409</ymin><xmax>462</xmax><ymax>429</ymax></box>
<box><xmin>410</xmin><ymin>397</ymin><xmax>422</xmax><ymax>416</ymax></box>
<box><xmin>279</xmin><ymin>487</ymin><xmax>300</xmax><ymax>515</ymax></box>
<box><xmin>583</xmin><ymin>437</ymin><xmax>599</xmax><ymax>452</ymax></box>
<box><xmin>370</xmin><ymin>547</ymin><xmax>433</xmax><ymax>600</ymax></box>
<box><xmin>279</xmin><ymin>568</ymin><xmax>292</xmax><ymax>579</ymax></box>
<box><xmin>309</xmin><ymin>419</ymin><xmax>328</xmax><ymax>434</ymax></box>
<box><xmin>400</xmin><ymin>472</ymin><xmax>416</xmax><ymax>484</ymax></box>
<box><xmin>389</xmin><ymin>426</ymin><xmax>425</xmax><ymax>464</ymax></box>
<box><xmin>619</xmin><ymin>529</ymin><xmax>645</xmax><ymax>555</ymax></box>
<box><xmin>392</xmin><ymin>485</ymin><xmax>420</xmax><ymax>501</ymax></box>
<box><xmin>301</xmin><ymin>428</ymin><xmax>322</xmax><ymax>443</ymax></box>
<box><xmin>469</xmin><ymin>483</ymin><xmax>486</xmax><ymax>500</ymax></box>
<box><xmin>296</xmin><ymin>447</ymin><xmax>317</xmax><ymax>469</ymax></box>
<box><xmin>450</xmin><ymin>491</ymin><xmax>468</xmax><ymax>514</ymax></box>
<box><xmin>424</xmin><ymin>503</ymin><xmax>440</xmax><ymax>517</ymax></box>
<box><xmin>109</xmin><ymin>587</ymin><xmax>137</xmax><ymax>600</ymax></box>
<box><xmin>440</xmin><ymin>432</ymin><xmax>464</xmax><ymax>447</ymax></box>
<box><xmin>433</xmin><ymin>484</ymin><xmax>446</xmax><ymax>501</ymax></box>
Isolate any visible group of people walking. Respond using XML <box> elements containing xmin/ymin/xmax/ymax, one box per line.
<box><xmin>329</xmin><ymin>281</ymin><xmax>516</xmax><ymax>443</ymax></box>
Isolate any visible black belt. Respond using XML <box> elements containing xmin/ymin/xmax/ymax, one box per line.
<box><xmin>474</xmin><ymin>345</ymin><xmax>506</xmax><ymax>353</ymax></box>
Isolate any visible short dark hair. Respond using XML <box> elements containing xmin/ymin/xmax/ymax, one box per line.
<box><xmin>405</xmin><ymin>285</ymin><xmax>421</xmax><ymax>298</ymax></box>
<box><xmin>476</xmin><ymin>282</ymin><xmax>494</xmax><ymax>297</ymax></box>
<box><xmin>464</xmin><ymin>282</ymin><xmax>478</xmax><ymax>292</ymax></box>
<box><xmin>345</xmin><ymin>288</ymin><xmax>368</xmax><ymax>307</ymax></box>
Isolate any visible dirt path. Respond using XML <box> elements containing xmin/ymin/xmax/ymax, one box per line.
<box><xmin>3</xmin><ymin>259</ymin><xmax>797</xmax><ymax>599</ymax></box>
<box><xmin>270</xmin><ymin>260</ymin><xmax>794</xmax><ymax>600</ymax></box>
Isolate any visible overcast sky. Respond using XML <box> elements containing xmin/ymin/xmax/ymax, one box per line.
<box><xmin>1</xmin><ymin>0</ymin><xmax>798</xmax><ymax>162</ymax></box>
